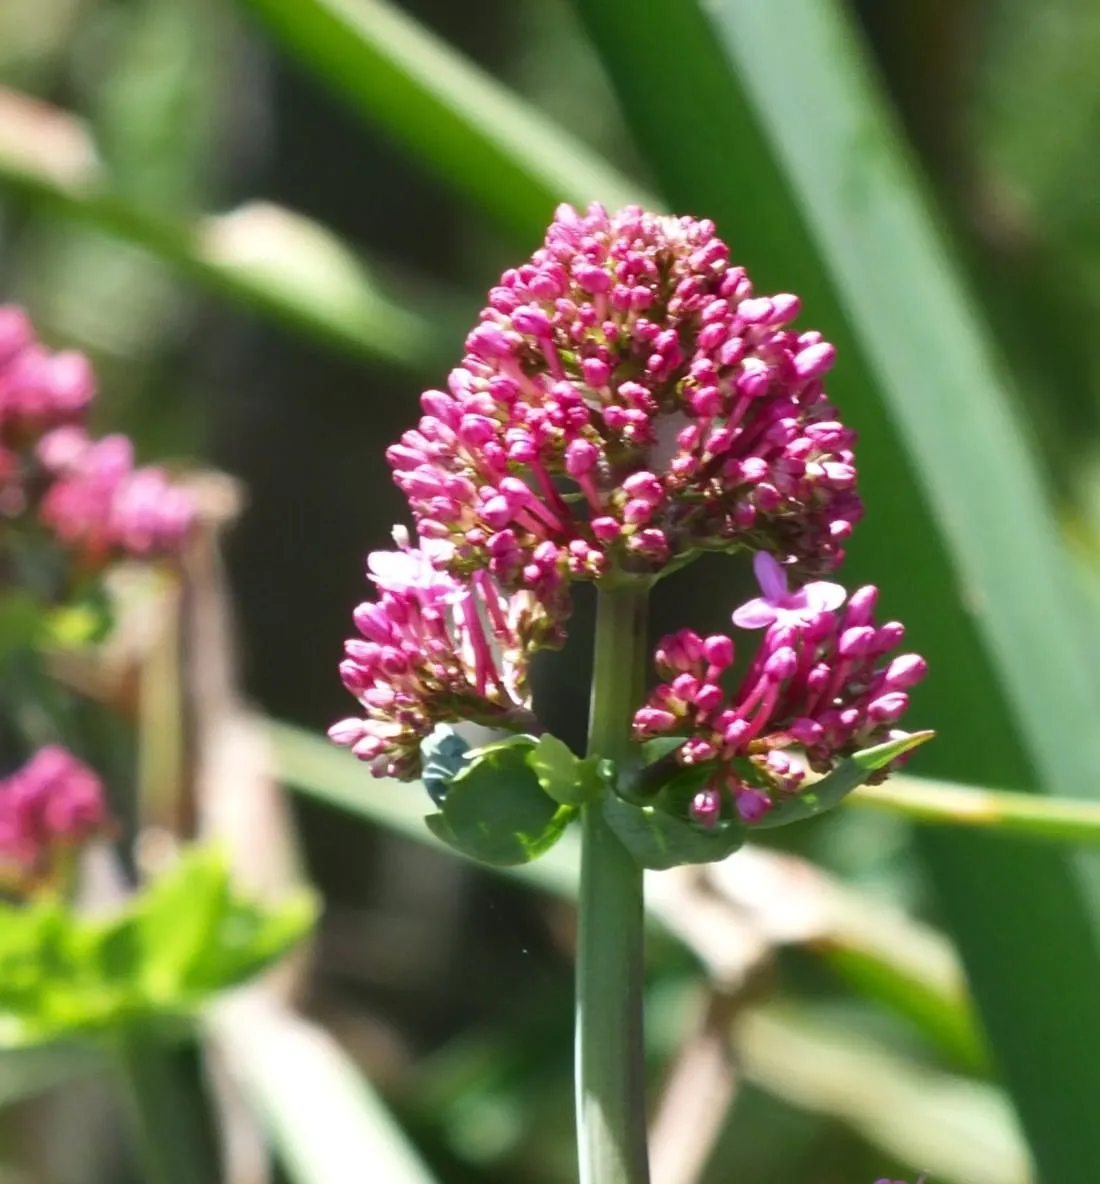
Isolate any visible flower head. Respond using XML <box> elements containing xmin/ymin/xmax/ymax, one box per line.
<box><xmin>0</xmin><ymin>306</ymin><xmax>94</xmax><ymax>446</ymax></box>
<box><xmin>0</xmin><ymin>746</ymin><xmax>108</xmax><ymax>896</ymax></box>
<box><xmin>389</xmin><ymin>204</ymin><xmax>860</xmax><ymax>606</ymax></box>
<box><xmin>0</xmin><ymin>307</ymin><xmax>195</xmax><ymax>566</ymax></box>
<box><xmin>329</xmin><ymin>533</ymin><xmax>550</xmax><ymax>779</ymax></box>
<box><xmin>36</xmin><ymin>427</ymin><xmax>195</xmax><ymax>565</ymax></box>
<box><xmin>634</xmin><ymin>582</ymin><xmax>926</xmax><ymax>825</ymax></box>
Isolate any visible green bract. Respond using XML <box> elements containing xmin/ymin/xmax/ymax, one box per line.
<box><xmin>0</xmin><ymin>846</ymin><xmax>316</xmax><ymax>1046</ymax></box>
<box><xmin>420</xmin><ymin>729</ymin><xmax>935</xmax><ymax>872</ymax></box>
<box><xmin>424</xmin><ymin>735</ymin><xmax>578</xmax><ymax>867</ymax></box>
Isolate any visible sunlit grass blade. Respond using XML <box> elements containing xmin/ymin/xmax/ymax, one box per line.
<box><xmin>232</xmin><ymin>0</ymin><xmax>652</xmax><ymax>243</ymax></box>
<box><xmin>740</xmin><ymin>1003</ymin><xmax>1029</xmax><ymax>1184</ymax></box>
<box><xmin>0</xmin><ymin>88</ymin><xmax>450</xmax><ymax>371</ymax></box>
<box><xmin>854</xmin><ymin>775</ymin><xmax>1100</xmax><ymax>843</ymax></box>
<box><xmin>570</xmin><ymin>2</ymin><xmax>1100</xmax><ymax>1176</ymax></box>
<box><xmin>208</xmin><ymin>993</ymin><xmax>440</xmax><ymax>1184</ymax></box>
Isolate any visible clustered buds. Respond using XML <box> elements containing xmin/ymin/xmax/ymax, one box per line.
<box><xmin>328</xmin><ymin>533</ymin><xmax>545</xmax><ymax>778</ymax></box>
<box><xmin>334</xmin><ymin>205</ymin><xmax>924</xmax><ymax>810</ymax></box>
<box><xmin>0</xmin><ymin>304</ymin><xmax>194</xmax><ymax>567</ymax></box>
<box><xmin>389</xmin><ymin>203</ymin><xmax>859</xmax><ymax>608</ymax></box>
<box><xmin>0</xmin><ymin>746</ymin><xmax>108</xmax><ymax>896</ymax></box>
<box><xmin>634</xmin><ymin>554</ymin><xmax>927</xmax><ymax>825</ymax></box>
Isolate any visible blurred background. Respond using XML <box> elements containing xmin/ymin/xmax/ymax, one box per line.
<box><xmin>3</xmin><ymin>0</ymin><xmax>1100</xmax><ymax>1181</ymax></box>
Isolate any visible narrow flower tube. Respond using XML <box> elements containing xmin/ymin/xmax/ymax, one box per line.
<box><xmin>389</xmin><ymin>204</ymin><xmax>861</xmax><ymax>607</ymax></box>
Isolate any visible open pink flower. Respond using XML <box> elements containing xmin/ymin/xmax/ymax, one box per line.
<box><xmin>732</xmin><ymin>552</ymin><xmax>845</xmax><ymax>630</ymax></box>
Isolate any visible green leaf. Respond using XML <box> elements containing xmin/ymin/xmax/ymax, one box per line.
<box><xmin>526</xmin><ymin>734</ymin><xmax>605</xmax><ymax>807</ymax></box>
<box><xmin>602</xmin><ymin>790</ymin><xmax>744</xmax><ymax>871</ymax></box>
<box><xmin>0</xmin><ymin>848</ymin><xmax>316</xmax><ymax>1046</ymax></box>
<box><xmin>42</xmin><ymin>580</ymin><xmax>115</xmax><ymax>649</ymax></box>
<box><xmin>233</xmin><ymin>0</ymin><xmax>648</xmax><ymax>244</ymax></box>
<box><xmin>426</xmin><ymin>738</ymin><xmax>575</xmax><ymax>867</ymax></box>
<box><xmin>751</xmin><ymin>732</ymin><xmax>935</xmax><ymax>830</ymax></box>
<box><xmin>136</xmin><ymin>848</ymin><xmax>231</xmax><ymax>1001</ymax></box>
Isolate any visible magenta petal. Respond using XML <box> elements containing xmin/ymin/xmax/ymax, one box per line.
<box><xmin>803</xmin><ymin>580</ymin><xmax>847</xmax><ymax>613</ymax></box>
<box><xmin>732</xmin><ymin>598</ymin><xmax>779</xmax><ymax>629</ymax></box>
<box><xmin>752</xmin><ymin>551</ymin><xmax>788</xmax><ymax>602</ymax></box>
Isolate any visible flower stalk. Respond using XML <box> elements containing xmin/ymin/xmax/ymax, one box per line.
<box><xmin>576</xmin><ymin>584</ymin><xmax>651</xmax><ymax>1184</ymax></box>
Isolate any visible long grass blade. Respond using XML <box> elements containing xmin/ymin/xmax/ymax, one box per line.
<box><xmin>0</xmin><ymin>88</ymin><xmax>448</xmax><ymax>371</ymax></box>
<box><xmin>208</xmin><ymin>993</ymin><xmax>440</xmax><ymax>1184</ymax></box>
<box><xmin>570</xmin><ymin>2</ymin><xmax>1100</xmax><ymax>1176</ymax></box>
<box><xmin>232</xmin><ymin>0</ymin><xmax>651</xmax><ymax>243</ymax></box>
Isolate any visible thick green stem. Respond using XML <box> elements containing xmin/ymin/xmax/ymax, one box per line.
<box><xmin>114</xmin><ymin>1027</ymin><xmax>216</xmax><ymax>1184</ymax></box>
<box><xmin>576</xmin><ymin>585</ymin><xmax>651</xmax><ymax>1184</ymax></box>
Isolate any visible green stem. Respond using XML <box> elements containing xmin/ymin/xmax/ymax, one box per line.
<box><xmin>113</xmin><ymin>1027</ymin><xmax>216</xmax><ymax>1184</ymax></box>
<box><xmin>576</xmin><ymin>585</ymin><xmax>651</xmax><ymax>1184</ymax></box>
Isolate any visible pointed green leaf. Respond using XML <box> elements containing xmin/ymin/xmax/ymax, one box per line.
<box><xmin>752</xmin><ymin>732</ymin><xmax>936</xmax><ymax>830</ymax></box>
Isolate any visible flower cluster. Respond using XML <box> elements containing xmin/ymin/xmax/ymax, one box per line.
<box><xmin>37</xmin><ymin>428</ymin><xmax>194</xmax><ymax>565</ymax></box>
<box><xmin>0</xmin><ymin>304</ymin><xmax>195</xmax><ymax>566</ymax></box>
<box><xmin>389</xmin><ymin>203</ymin><xmax>859</xmax><ymax>606</ymax></box>
<box><xmin>328</xmin><ymin>533</ymin><xmax>546</xmax><ymax>778</ymax></box>
<box><xmin>633</xmin><ymin>555</ymin><xmax>926</xmax><ymax>824</ymax></box>
<box><xmin>0</xmin><ymin>746</ymin><xmax>108</xmax><ymax>896</ymax></box>
<box><xmin>334</xmin><ymin>205</ymin><xmax>922</xmax><ymax>800</ymax></box>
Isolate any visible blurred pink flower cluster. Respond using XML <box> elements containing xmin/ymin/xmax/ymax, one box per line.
<box><xmin>0</xmin><ymin>745</ymin><xmax>108</xmax><ymax>895</ymax></box>
<box><xmin>0</xmin><ymin>305</ymin><xmax>194</xmax><ymax>567</ymax></box>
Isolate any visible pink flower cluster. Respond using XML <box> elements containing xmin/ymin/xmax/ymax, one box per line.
<box><xmin>0</xmin><ymin>745</ymin><xmax>108</xmax><ymax>894</ymax></box>
<box><xmin>389</xmin><ymin>203</ymin><xmax>859</xmax><ymax>607</ymax></box>
<box><xmin>633</xmin><ymin>555</ymin><xmax>926</xmax><ymax>824</ymax></box>
<box><xmin>37</xmin><ymin>428</ymin><xmax>194</xmax><ymax>564</ymax></box>
<box><xmin>333</xmin><ymin>205</ymin><xmax>922</xmax><ymax>797</ymax></box>
<box><xmin>329</xmin><ymin>534</ymin><xmax>545</xmax><ymax>778</ymax></box>
<box><xmin>0</xmin><ymin>304</ymin><xmax>194</xmax><ymax>566</ymax></box>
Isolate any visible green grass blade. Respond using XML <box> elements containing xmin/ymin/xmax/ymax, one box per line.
<box><xmin>209</xmin><ymin>994</ymin><xmax>440</xmax><ymax>1184</ymax></box>
<box><xmin>854</xmin><ymin>776</ymin><xmax>1100</xmax><ymax>844</ymax></box>
<box><xmin>569</xmin><ymin>4</ymin><xmax>1100</xmax><ymax>1178</ymax></box>
<box><xmin>0</xmin><ymin>89</ymin><xmax>448</xmax><ymax>371</ymax></box>
<box><xmin>232</xmin><ymin>0</ymin><xmax>651</xmax><ymax>242</ymax></box>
